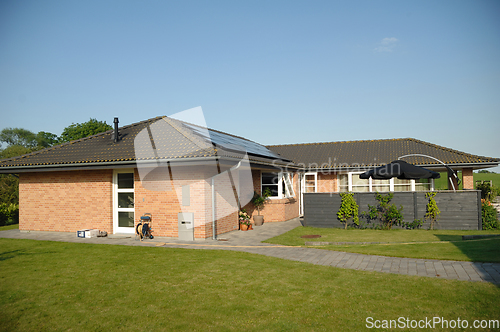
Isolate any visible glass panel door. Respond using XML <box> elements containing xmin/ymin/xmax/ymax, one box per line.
<box><xmin>114</xmin><ymin>170</ymin><xmax>135</xmax><ymax>234</ymax></box>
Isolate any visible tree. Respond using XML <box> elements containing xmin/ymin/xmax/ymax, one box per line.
<box><xmin>0</xmin><ymin>145</ymin><xmax>33</xmax><ymax>159</ymax></box>
<box><xmin>0</xmin><ymin>128</ymin><xmax>37</xmax><ymax>148</ymax></box>
<box><xmin>0</xmin><ymin>128</ymin><xmax>59</xmax><ymax>150</ymax></box>
<box><xmin>337</xmin><ymin>192</ymin><xmax>359</xmax><ymax>229</ymax></box>
<box><xmin>59</xmin><ymin>118</ymin><xmax>112</xmax><ymax>142</ymax></box>
<box><xmin>0</xmin><ymin>175</ymin><xmax>18</xmax><ymax>205</ymax></box>
<box><xmin>36</xmin><ymin>131</ymin><xmax>59</xmax><ymax>148</ymax></box>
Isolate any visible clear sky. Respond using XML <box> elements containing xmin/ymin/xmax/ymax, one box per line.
<box><xmin>1</xmin><ymin>0</ymin><xmax>499</xmax><ymax>170</ymax></box>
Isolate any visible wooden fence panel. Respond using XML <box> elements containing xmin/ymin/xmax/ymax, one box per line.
<box><xmin>303</xmin><ymin>191</ymin><xmax>481</xmax><ymax>230</ymax></box>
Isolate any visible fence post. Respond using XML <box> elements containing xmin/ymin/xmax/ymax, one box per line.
<box><xmin>477</xmin><ymin>190</ymin><xmax>482</xmax><ymax>230</ymax></box>
<box><xmin>413</xmin><ymin>192</ymin><xmax>418</xmax><ymax>221</ymax></box>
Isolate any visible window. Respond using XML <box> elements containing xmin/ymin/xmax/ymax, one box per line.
<box><xmin>303</xmin><ymin>173</ymin><xmax>317</xmax><ymax>193</ymax></box>
<box><xmin>339</xmin><ymin>174</ymin><xmax>348</xmax><ymax>192</ymax></box>
<box><xmin>261</xmin><ymin>172</ymin><xmax>295</xmax><ymax>199</ymax></box>
<box><xmin>415</xmin><ymin>178</ymin><xmax>432</xmax><ymax>191</ymax></box>
<box><xmin>338</xmin><ymin>172</ymin><xmax>435</xmax><ymax>192</ymax></box>
<box><xmin>351</xmin><ymin>173</ymin><xmax>370</xmax><ymax>192</ymax></box>
<box><xmin>393</xmin><ymin>178</ymin><xmax>411</xmax><ymax>192</ymax></box>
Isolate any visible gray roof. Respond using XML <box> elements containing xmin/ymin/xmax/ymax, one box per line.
<box><xmin>268</xmin><ymin>138</ymin><xmax>499</xmax><ymax>171</ymax></box>
<box><xmin>0</xmin><ymin>116</ymin><xmax>292</xmax><ymax>172</ymax></box>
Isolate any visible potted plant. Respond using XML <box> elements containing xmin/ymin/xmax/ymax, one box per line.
<box><xmin>239</xmin><ymin>209</ymin><xmax>251</xmax><ymax>231</ymax></box>
<box><xmin>251</xmin><ymin>188</ymin><xmax>272</xmax><ymax>226</ymax></box>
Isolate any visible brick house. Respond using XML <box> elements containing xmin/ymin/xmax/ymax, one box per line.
<box><xmin>1</xmin><ymin>116</ymin><xmax>498</xmax><ymax>237</ymax></box>
<box><xmin>268</xmin><ymin>139</ymin><xmax>499</xmax><ymax>215</ymax></box>
<box><xmin>0</xmin><ymin>116</ymin><xmax>301</xmax><ymax>238</ymax></box>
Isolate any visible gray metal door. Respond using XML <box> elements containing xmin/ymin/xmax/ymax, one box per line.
<box><xmin>178</xmin><ymin>212</ymin><xmax>194</xmax><ymax>241</ymax></box>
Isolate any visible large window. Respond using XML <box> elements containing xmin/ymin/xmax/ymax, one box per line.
<box><xmin>261</xmin><ymin>172</ymin><xmax>294</xmax><ymax>198</ymax></box>
<box><xmin>338</xmin><ymin>172</ymin><xmax>434</xmax><ymax>192</ymax></box>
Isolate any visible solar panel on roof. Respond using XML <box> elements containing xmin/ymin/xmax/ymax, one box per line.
<box><xmin>183</xmin><ymin>123</ymin><xmax>283</xmax><ymax>160</ymax></box>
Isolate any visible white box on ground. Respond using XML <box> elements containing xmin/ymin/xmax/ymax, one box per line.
<box><xmin>77</xmin><ymin>229</ymin><xmax>99</xmax><ymax>238</ymax></box>
<box><xmin>77</xmin><ymin>229</ymin><xmax>89</xmax><ymax>238</ymax></box>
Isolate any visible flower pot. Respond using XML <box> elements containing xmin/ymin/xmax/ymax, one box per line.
<box><xmin>253</xmin><ymin>215</ymin><xmax>264</xmax><ymax>226</ymax></box>
<box><xmin>248</xmin><ymin>224</ymin><xmax>253</xmax><ymax>230</ymax></box>
<box><xmin>240</xmin><ymin>224</ymin><xmax>249</xmax><ymax>231</ymax></box>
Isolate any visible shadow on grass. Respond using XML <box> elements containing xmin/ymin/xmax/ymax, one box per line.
<box><xmin>435</xmin><ymin>235</ymin><xmax>500</xmax><ymax>263</ymax></box>
<box><xmin>0</xmin><ymin>249</ymin><xmax>23</xmax><ymax>261</ymax></box>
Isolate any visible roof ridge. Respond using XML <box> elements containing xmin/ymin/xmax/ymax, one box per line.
<box><xmin>267</xmin><ymin>137</ymin><xmax>408</xmax><ymax>148</ymax></box>
<box><xmin>162</xmin><ymin>117</ymin><xmax>216</xmax><ymax>154</ymax></box>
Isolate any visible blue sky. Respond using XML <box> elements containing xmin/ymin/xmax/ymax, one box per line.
<box><xmin>1</xmin><ymin>0</ymin><xmax>499</xmax><ymax>170</ymax></box>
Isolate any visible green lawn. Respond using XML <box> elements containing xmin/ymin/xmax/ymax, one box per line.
<box><xmin>0</xmin><ymin>223</ymin><xmax>19</xmax><ymax>231</ymax></box>
<box><xmin>434</xmin><ymin>171</ymin><xmax>500</xmax><ymax>190</ymax></box>
<box><xmin>264</xmin><ymin>227</ymin><xmax>500</xmax><ymax>263</ymax></box>
<box><xmin>0</xmin><ymin>239</ymin><xmax>499</xmax><ymax>331</ymax></box>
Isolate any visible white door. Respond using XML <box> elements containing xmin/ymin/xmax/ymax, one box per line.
<box><xmin>113</xmin><ymin>170</ymin><xmax>135</xmax><ymax>234</ymax></box>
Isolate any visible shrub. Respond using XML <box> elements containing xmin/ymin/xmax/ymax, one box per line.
<box><xmin>476</xmin><ymin>182</ymin><xmax>500</xmax><ymax>201</ymax></box>
<box><xmin>425</xmin><ymin>192</ymin><xmax>440</xmax><ymax>230</ymax></box>
<box><xmin>481</xmin><ymin>200</ymin><xmax>499</xmax><ymax>230</ymax></box>
<box><xmin>401</xmin><ymin>219</ymin><xmax>424</xmax><ymax>229</ymax></box>
<box><xmin>363</xmin><ymin>193</ymin><xmax>404</xmax><ymax>230</ymax></box>
<box><xmin>0</xmin><ymin>203</ymin><xmax>19</xmax><ymax>226</ymax></box>
<box><xmin>337</xmin><ymin>193</ymin><xmax>359</xmax><ymax>229</ymax></box>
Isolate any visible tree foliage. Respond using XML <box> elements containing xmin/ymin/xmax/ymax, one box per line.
<box><xmin>59</xmin><ymin>118</ymin><xmax>112</xmax><ymax>142</ymax></box>
<box><xmin>337</xmin><ymin>192</ymin><xmax>359</xmax><ymax>229</ymax></box>
<box><xmin>0</xmin><ymin>145</ymin><xmax>33</xmax><ymax>159</ymax></box>
<box><xmin>0</xmin><ymin>128</ymin><xmax>38</xmax><ymax>148</ymax></box>
<box><xmin>0</xmin><ymin>175</ymin><xmax>18</xmax><ymax>205</ymax></box>
<box><xmin>363</xmin><ymin>193</ymin><xmax>404</xmax><ymax>230</ymax></box>
<box><xmin>0</xmin><ymin>118</ymin><xmax>111</xmax><ymax>211</ymax></box>
<box><xmin>425</xmin><ymin>192</ymin><xmax>440</xmax><ymax>230</ymax></box>
<box><xmin>481</xmin><ymin>200</ymin><xmax>499</xmax><ymax>230</ymax></box>
<box><xmin>0</xmin><ymin>128</ymin><xmax>59</xmax><ymax>151</ymax></box>
<box><xmin>36</xmin><ymin>131</ymin><xmax>59</xmax><ymax>148</ymax></box>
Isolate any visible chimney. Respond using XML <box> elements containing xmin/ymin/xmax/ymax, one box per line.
<box><xmin>113</xmin><ymin>117</ymin><xmax>119</xmax><ymax>142</ymax></box>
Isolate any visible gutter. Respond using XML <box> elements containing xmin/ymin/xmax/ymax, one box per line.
<box><xmin>0</xmin><ymin>155</ymin><xmax>301</xmax><ymax>173</ymax></box>
<box><xmin>211</xmin><ymin>160</ymin><xmax>243</xmax><ymax>240</ymax></box>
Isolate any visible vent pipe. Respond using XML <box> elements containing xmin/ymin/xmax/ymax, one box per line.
<box><xmin>113</xmin><ymin>117</ymin><xmax>119</xmax><ymax>142</ymax></box>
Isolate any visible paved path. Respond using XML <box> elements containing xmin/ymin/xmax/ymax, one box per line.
<box><xmin>1</xmin><ymin>220</ymin><xmax>499</xmax><ymax>284</ymax></box>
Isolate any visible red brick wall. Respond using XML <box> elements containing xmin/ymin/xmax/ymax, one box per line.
<box><xmin>17</xmin><ymin>166</ymin><xmax>256</xmax><ymax>238</ymax></box>
<box><xmin>243</xmin><ymin>170</ymin><xmax>299</xmax><ymax>223</ymax></box>
<box><xmin>317</xmin><ymin>172</ymin><xmax>337</xmax><ymax>192</ymax></box>
<box><xmin>19</xmin><ymin>170</ymin><xmax>113</xmax><ymax>233</ymax></box>
<box><xmin>462</xmin><ymin>168</ymin><xmax>474</xmax><ymax>190</ymax></box>
<box><xmin>135</xmin><ymin>166</ymin><xmax>237</xmax><ymax>238</ymax></box>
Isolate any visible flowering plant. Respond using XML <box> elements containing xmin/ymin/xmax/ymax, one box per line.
<box><xmin>239</xmin><ymin>209</ymin><xmax>251</xmax><ymax>226</ymax></box>
<box><xmin>481</xmin><ymin>198</ymin><xmax>493</xmax><ymax>206</ymax></box>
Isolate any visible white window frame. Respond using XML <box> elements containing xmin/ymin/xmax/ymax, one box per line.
<box><xmin>339</xmin><ymin>171</ymin><xmax>436</xmax><ymax>192</ymax></box>
<box><xmin>302</xmin><ymin>172</ymin><xmax>317</xmax><ymax>193</ymax></box>
<box><xmin>261</xmin><ymin>171</ymin><xmax>295</xmax><ymax>199</ymax></box>
<box><xmin>113</xmin><ymin>169</ymin><xmax>135</xmax><ymax>234</ymax></box>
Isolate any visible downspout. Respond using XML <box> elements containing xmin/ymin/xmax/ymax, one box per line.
<box><xmin>398</xmin><ymin>154</ymin><xmax>458</xmax><ymax>192</ymax></box>
<box><xmin>211</xmin><ymin>160</ymin><xmax>243</xmax><ymax>240</ymax></box>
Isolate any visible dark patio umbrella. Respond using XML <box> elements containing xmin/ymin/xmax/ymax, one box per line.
<box><xmin>359</xmin><ymin>160</ymin><xmax>441</xmax><ymax>180</ymax></box>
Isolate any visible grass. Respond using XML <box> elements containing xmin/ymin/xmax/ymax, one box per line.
<box><xmin>0</xmin><ymin>239</ymin><xmax>499</xmax><ymax>331</ymax></box>
<box><xmin>0</xmin><ymin>223</ymin><xmax>19</xmax><ymax>231</ymax></box>
<box><xmin>264</xmin><ymin>227</ymin><xmax>500</xmax><ymax>263</ymax></box>
<box><xmin>434</xmin><ymin>171</ymin><xmax>500</xmax><ymax>190</ymax></box>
